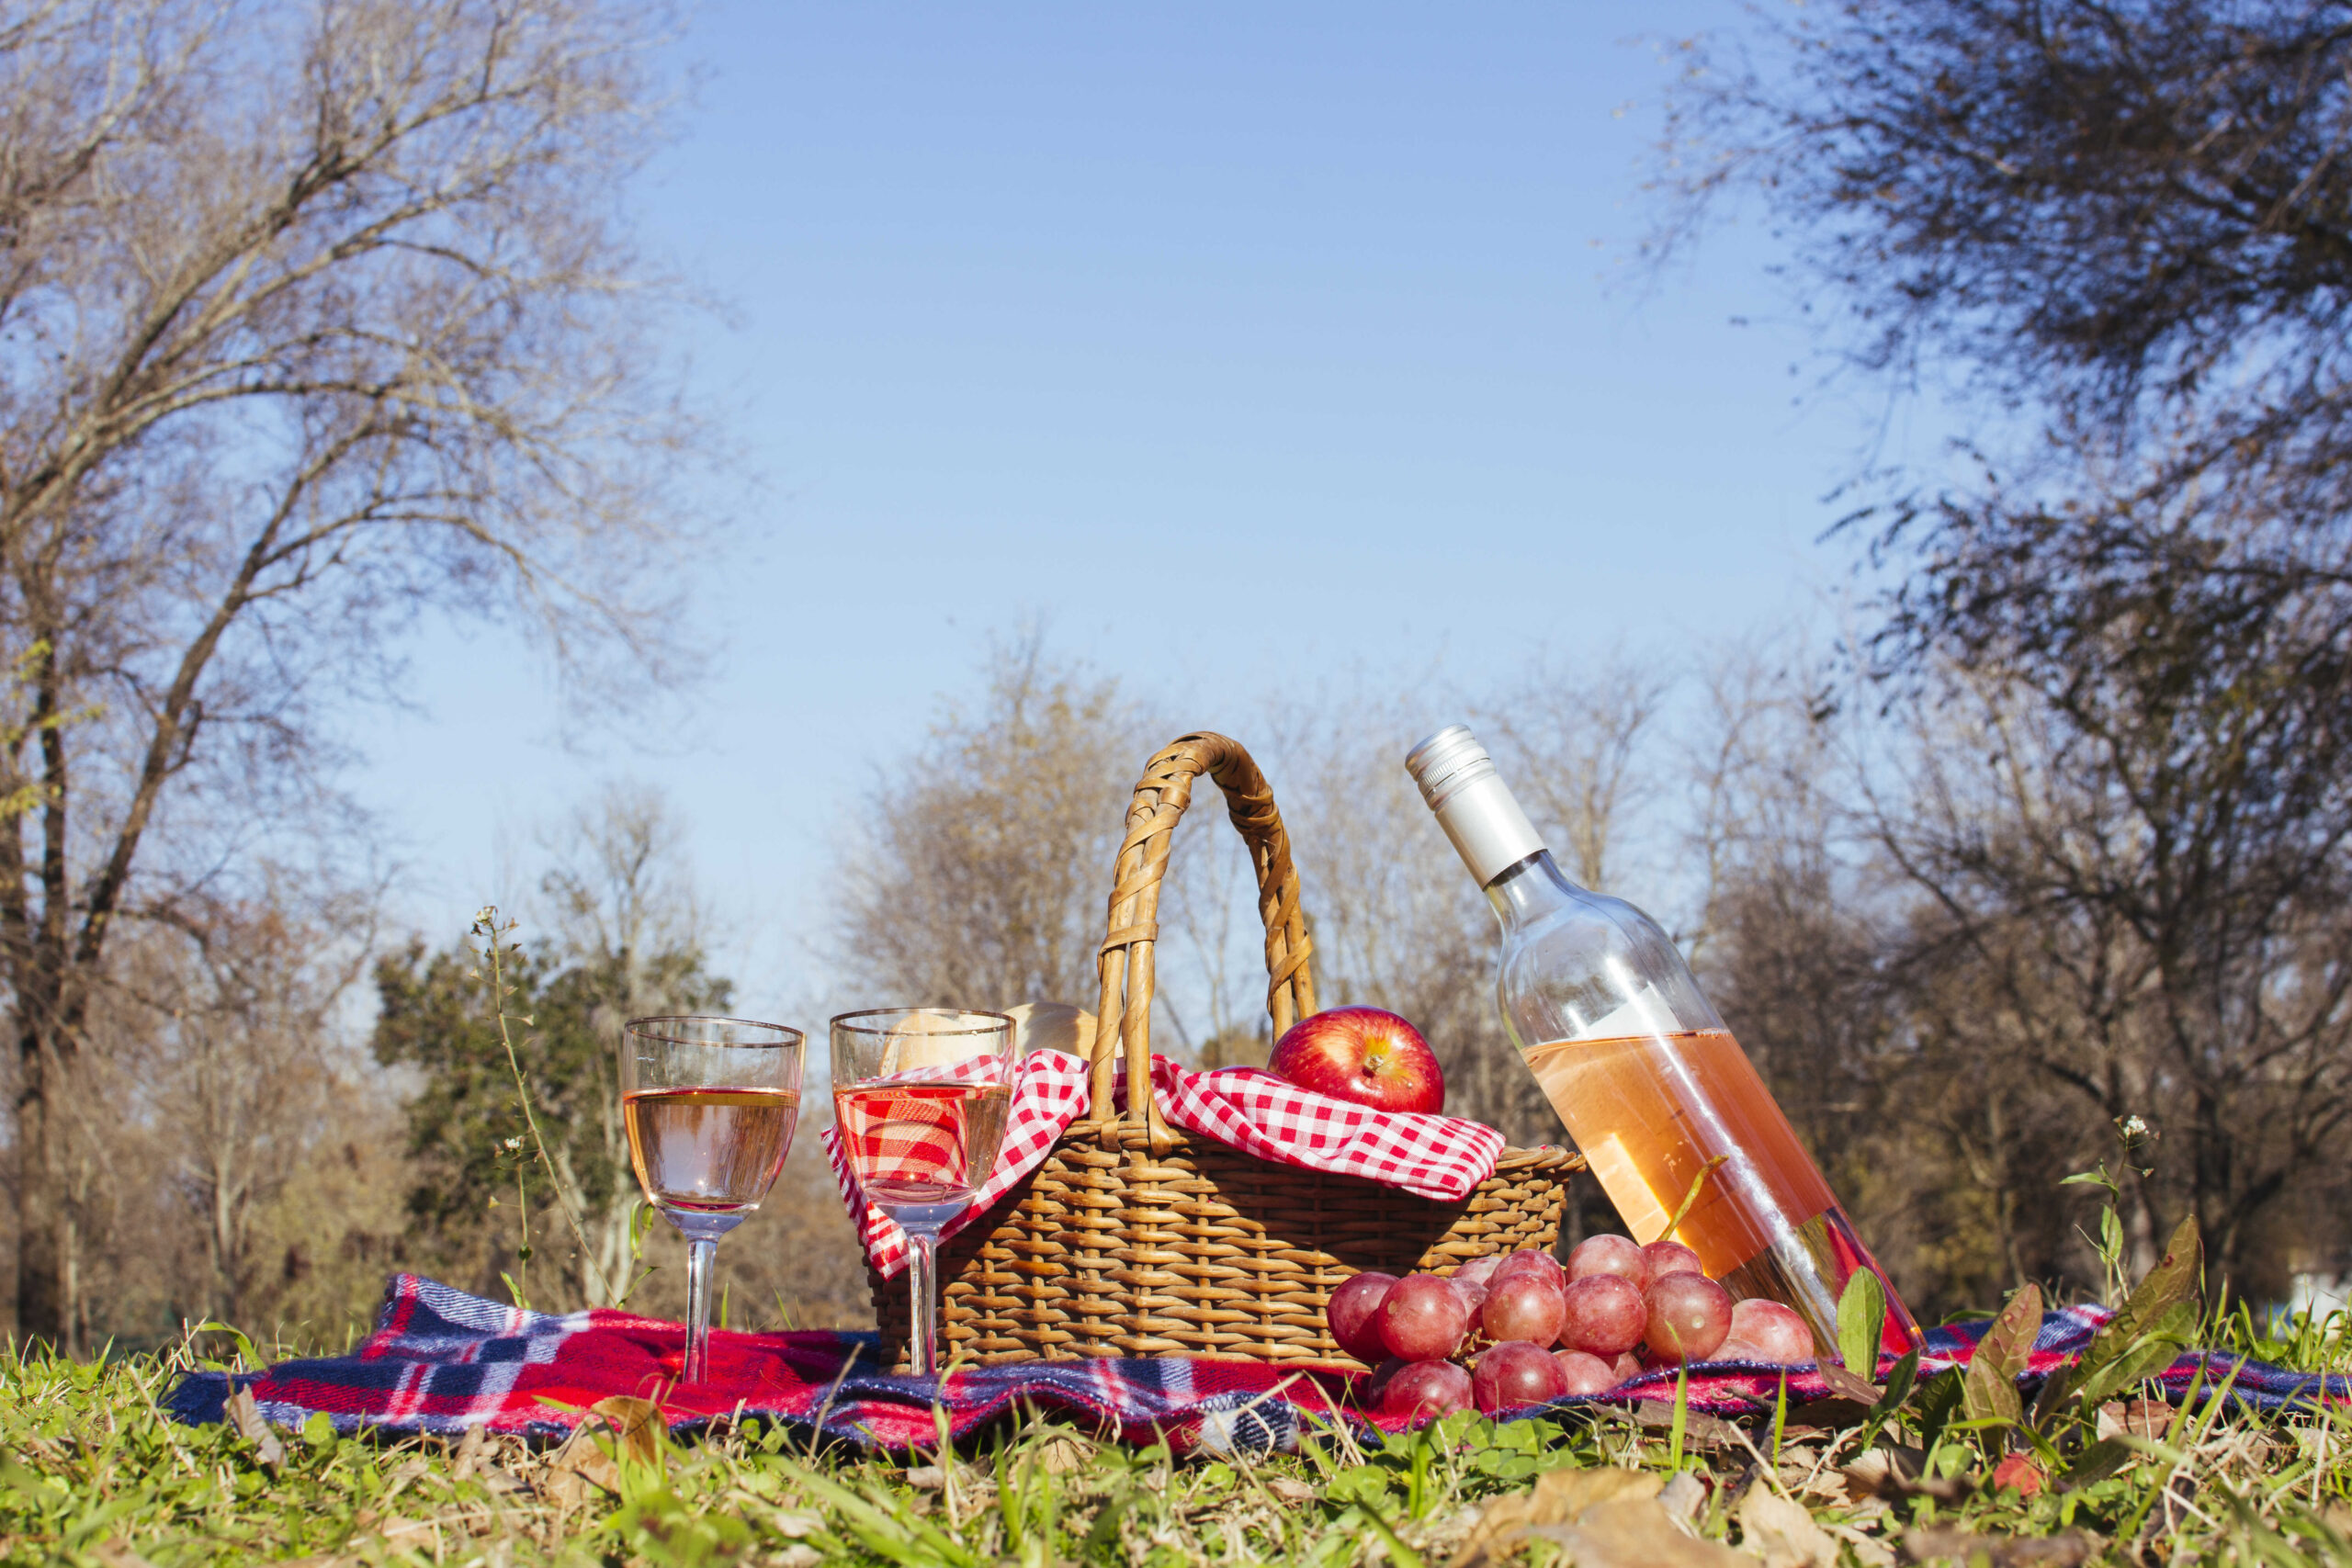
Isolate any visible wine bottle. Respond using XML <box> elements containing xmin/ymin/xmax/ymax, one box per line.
<box><xmin>1405</xmin><ymin>724</ymin><xmax>1920</xmax><ymax>1364</ymax></box>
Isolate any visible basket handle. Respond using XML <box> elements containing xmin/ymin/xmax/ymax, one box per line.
<box><xmin>1089</xmin><ymin>732</ymin><xmax>1318</xmax><ymax>1140</ymax></box>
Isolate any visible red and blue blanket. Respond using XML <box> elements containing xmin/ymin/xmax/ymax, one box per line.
<box><xmin>164</xmin><ymin>1273</ymin><xmax>2349</xmax><ymax>1454</ymax></box>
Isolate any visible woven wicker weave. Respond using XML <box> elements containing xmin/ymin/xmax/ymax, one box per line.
<box><xmin>866</xmin><ymin>731</ymin><xmax>1585</xmax><ymax>1370</ymax></box>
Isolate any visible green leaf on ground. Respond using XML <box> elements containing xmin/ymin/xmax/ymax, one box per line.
<box><xmin>1837</xmin><ymin>1269</ymin><xmax>1888</xmax><ymax>1379</ymax></box>
<box><xmin>1962</xmin><ymin>1281</ymin><xmax>2042</xmax><ymax>1433</ymax></box>
<box><xmin>2065</xmin><ymin>1214</ymin><xmax>2202</xmax><ymax>1408</ymax></box>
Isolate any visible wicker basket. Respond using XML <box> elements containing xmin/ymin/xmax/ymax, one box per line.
<box><xmin>866</xmin><ymin>731</ymin><xmax>1586</xmax><ymax>1370</ymax></box>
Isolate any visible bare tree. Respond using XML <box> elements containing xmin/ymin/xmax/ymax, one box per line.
<box><xmin>0</xmin><ymin>0</ymin><xmax>700</xmax><ymax>1347</ymax></box>
<box><xmin>832</xmin><ymin>637</ymin><xmax>1146</xmax><ymax>1014</ymax></box>
<box><xmin>1645</xmin><ymin>0</ymin><xmax>2352</xmax><ymax>1303</ymax></box>
<box><xmin>129</xmin><ymin>886</ymin><xmax>376</xmax><ymax>1326</ymax></box>
<box><xmin>1261</xmin><ymin>692</ymin><xmax>1542</xmax><ymax>1144</ymax></box>
<box><xmin>533</xmin><ymin>780</ymin><xmax>713</xmax><ymax>1303</ymax></box>
<box><xmin>1655</xmin><ymin>1</ymin><xmax>2352</xmax><ymax>461</ymax></box>
<box><xmin>1476</xmin><ymin>657</ymin><xmax>1671</xmax><ymax>897</ymax></box>
<box><xmin>1858</xmin><ymin>654</ymin><xmax>2352</xmax><ymax>1299</ymax></box>
<box><xmin>1156</xmin><ymin>807</ymin><xmax>1261</xmax><ymax>1065</ymax></box>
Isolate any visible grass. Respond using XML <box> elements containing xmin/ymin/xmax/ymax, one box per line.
<box><xmin>5</xmin><ymin>1296</ymin><xmax>2352</xmax><ymax>1568</ymax></box>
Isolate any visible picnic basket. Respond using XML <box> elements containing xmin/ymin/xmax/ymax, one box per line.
<box><xmin>868</xmin><ymin>731</ymin><xmax>1586</xmax><ymax>1370</ymax></box>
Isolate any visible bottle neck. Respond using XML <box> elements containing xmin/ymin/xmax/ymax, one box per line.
<box><xmin>1485</xmin><ymin>848</ymin><xmax>1578</xmax><ymax>929</ymax></box>
<box><xmin>1426</xmin><ymin>768</ymin><xmax>1545</xmax><ymax>886</ymax></box>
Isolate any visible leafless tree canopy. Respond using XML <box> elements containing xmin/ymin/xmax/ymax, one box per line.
<box><xmin>0</xmin><ymin>0</ymin><xmax>701</xmax><ymax>1348</ymax></box>
<box><xmin>534</xmin><ymin>782</ymin><xmax>718</xmax><ymax>1304</ymax></box>
<box><xmin>1656</xmin><ymin>1</ymin><xmax>2352</xmax><ymax>425</ymax></box>
<box><xmin>831</xmin><ymin>637</ymin><xmax>1150</xmax><ymax>1016</ymax></box>
<box><xmin>1651</xmin><ymin>0</ymin><xmax>2352</xmax><ymax>1303</ymax></box>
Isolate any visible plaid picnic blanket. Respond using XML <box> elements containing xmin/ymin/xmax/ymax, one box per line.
<box><xmin>165</xmin><ymin>1274</ymin><xmax>2352</xmax><ymax>1455</ymax></box>
<box><xmin>825</xmin><ymin>1049</ymin><xmax>1509</xmax><ymax>1278</ymax></box>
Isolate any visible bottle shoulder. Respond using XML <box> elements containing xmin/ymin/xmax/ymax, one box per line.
<box><xmin>1497</xmin><ymin>887</ymin><xmax>1677</xmax><ymax>968</ymax></box>
<box><xmin>1494</xmin><ymin>890</ymin><xmax>1720</xmax><ymax>1040</ymax></box>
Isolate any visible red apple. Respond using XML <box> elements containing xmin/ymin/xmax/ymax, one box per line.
<box><xmin>1266</xmin><ymin>1007</ymin><xmax>1444</xmax><ymax>1113</ymax></box>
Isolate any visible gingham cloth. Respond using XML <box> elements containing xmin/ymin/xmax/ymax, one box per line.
<box><xmin>165</xmin><ymin>1274</ymin><xmax>2352</xmax><ymax>1455</ymax></box>
<box><xmin>830</xmin><ymin>1052</ymin><xmax>1018</xmax><ymax>1202</ymax></box>
<box><xmin>823</xmin><ymin>1050</ymin><xmax>1510</xmax><ymax>1277</ymax></box>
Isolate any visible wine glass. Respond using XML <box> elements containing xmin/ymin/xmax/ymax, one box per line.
<box><xmin>830</xmin><ymin>1008</ymin><xmax>1017</xmax><ymax>1376</ymax></box>
<box><xmin>621</xmin><ymin>1016</ymin><xmax>805</xmax><ymax>1385</ymax></box>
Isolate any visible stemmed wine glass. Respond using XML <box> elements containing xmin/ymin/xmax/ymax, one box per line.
<box><xmin>621</xmin><ymin>1016</ymin><xmax>805</xmax><ymax>1385</ymax></box>
<box><xmin>830</xmin><ymin>1008</ymin><xmax>1017</xmax><ymax>1377</ymax></box>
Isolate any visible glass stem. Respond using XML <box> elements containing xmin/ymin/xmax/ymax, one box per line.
<box><xmin>905</xmin><ymin>1224</ymin><xmax>943</xmax><ymax>1377</ymax></box>
<box><xmin>684</xmin><ymin>1236</ymin><xmax>718</xmax><ymax>1385</ymax></box>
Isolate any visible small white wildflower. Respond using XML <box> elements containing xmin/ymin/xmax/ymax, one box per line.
<box><xmin>2120</xmin><ymin>1115</ymin><xmax>2151</xmax><ymax>1140</ymax></box>
<box><xmin>503</xmin><ymin>1136</ymin><xmax>523</xmax><ymax>1152</ymax></box>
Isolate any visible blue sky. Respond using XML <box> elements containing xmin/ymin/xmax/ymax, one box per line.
<box><xmin>354</xmin><ymin>2</ymin><xmax>1927</xmax><ymax>1017</ymax></box>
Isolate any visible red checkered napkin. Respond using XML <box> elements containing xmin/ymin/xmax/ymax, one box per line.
<box><xmin>826</xmin><ymin>1049</ymin><xmax>1507</xmax><ymax>1277</ymax></box>
<box><xmin>831</xmin><ymin>1055</ymin><xmax>1017</xmax><ymax>1194</ymax></box>
<box><xmin>1149</xmin><ymin>1058</ymin><xmax>1507</xmax><ymax>1202</ymax></box>
<box><xmin>824</xmin><ymin>1050</ymin><xmax>1090</xmax><ymax>1279</ymax></box>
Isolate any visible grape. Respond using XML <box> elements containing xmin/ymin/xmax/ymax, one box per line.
<box><xmin>1376</xmin><ymin>1273</ymin><xmax>1472</xmax><ymax>1360</ymax></box>
<box><xmin>1553</xmin><ymin>1348</ymin><xmax>1622</xmax><ymax>1396</ymax></box>
<box><xmin>1566</xmin><ymin>1233</ymin><xmax>1648</xmax><ymax>1288</ymax></box>
<box><xmin>1491</xmin><ymin>1248</ymin><xmax>1565</xmax><ymax>1288</ymax></box>
<box><xmin>1450</xmin><ymin>1274</ymin><xmax>1490</xmax><ymax>1317</ymax></box>
<box><xmin>1643</xmin><ymin>1239</ymin><xmax>1704</xmax><ymax>1280</ymax></box>
<box><xmin>1473</xmin><ymin>1340</ymin><xmax>1570</xmax><ymax>1415</ymax></box>
<box><xmin>1717</xmin><ymin>1298</ymin><xmax>1815</xmax><ymax>1366</ymax></box>
<box><xmin>1645</xmin><ymin>1272</ymin><xmax>1734</xmax><ymax>1363</ymax></box>
<box><xmin>1381</xmin><ymin>1359</ymin><xmax>1474</xmax><ymax>1420</ymax></box>
<box><xmin>1611</xmin><ymin>1350</ymin><xmax>1645</xmax><ymax>1384</ymax></box>
<box><xmin>1361</xmin><ymin>1356</ymin><xmax>1408</xmax><ymax>1407</ymax></box>
<box><xmin>1480</xmin><ymin>1272</ymin><xmax>1566</xmax><ymax>1347</ymax></box>
<box><xmin>1557</xmin><ymin>1273</ymin><xmax>1646</xmax><ymax>1356</ymax></box>
<box><xmin>1453</xmin><ymin>1254</ymin><xmax>1503</xmax><ymax>1290</ymax></box>
<box><xmin>1326</xmin><ymin>1271</ymin><xmax>1397</xmax><ymax>1363</ymax></box>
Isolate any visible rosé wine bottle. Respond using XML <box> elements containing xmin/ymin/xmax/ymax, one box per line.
<box><xmin>1405</xmin><ymin>726</ymin><xmax>1920</xmax><ymax>1367</ymax></box>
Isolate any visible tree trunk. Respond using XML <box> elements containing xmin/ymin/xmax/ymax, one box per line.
<box><xmin>209</xmin><ymin>1171</ymin><xmax>243</xmax><ymax>1326</ymax></box>
<box><xmin>13</xmin><ymin>1032</ymin><xmax>74</xmax><ymax>1352</ymax></box>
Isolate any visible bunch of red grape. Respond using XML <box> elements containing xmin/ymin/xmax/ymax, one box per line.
<box><xmin>1327</xmin><ymin>1235</ymin><xmax>1818</xmax><ymax>1418</ymax></box>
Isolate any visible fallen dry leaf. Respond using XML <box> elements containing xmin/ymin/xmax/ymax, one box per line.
<box><xmin>1737</xmin><ymin>1486</ymin><xmax>1840</xmax><ymax>1568</ymax></box>
<box><xmin>1990</xmin><ymin>1452</ymin><xmax>2045</xmax><ymax>1498</ymax></box>
<box><xmin>366</xmin><ymin>1518</ymin><xmax>436</xmax><ymax>1547</ymax></box>
<box><xmin>1628</xmin><ymin>1400</ymin><xmax>1747</xmax><ymax>1450</ymax></box>
<box><xmin>2096</xmin><ymin>1398</ymin><xmax>2171</xmax><ymax>1440</ymax></box>
<box><xmin>589</xmin><ymin>1394</ymin><xmax>665</xmax><ymax>1471</ymax></box>
<box><xmin>1900</xmin><ymin>1526</ymin><xmax>2097</xmax><ymax>1566</ymax></box>
<box><xmin>449</xmin><ymin>1422</ymin><xmax>488</xmax><ymax>1482</ymax></box>
<box><xmin>1842</xmin><ymin>1446</ymin><xmax>1971</xmax><ymax>1503</ymax></box>
<box><xmin>1031</xmin><ymin>1435</ymin><xmax>1096</xmax><ymax>1474</ymax></box>
<box><xmin>1524</xmin><ymin>1495</ymin><xmax>1751</xmax><ymax>1568</ymax></box>
<box><xmin>1817</xmin><ymin>1364</ymin><xmax>1885</xmax><ymax>1406</ymax></box>
<box><xmin>1262</xmin><ymin>1476</ymin><xmax>1318</xmax><ymax>1505</ymax></box>
<box><xmin>225</xmin><ymin>1387</ymin><xmax>285</xmax><ymax>1470</ymax></box>
<box><xmin>1448</xmin><ymin>1467</ymin><xmax>1666</xmax><ymax>1567</ymax></box>
<box><xmin>1785</xmin><ymin>1397</ymin><xmax>1872</xmax><ymax>1431</ymax></box>
<box><xmin>90</xmin><ymin>1540</ymin><xmax>158</xmax><ymax>1568</ymax></box>
<box><xmin>1540</xmin><ymin>1468</ymin><xmax>1668</xmax><ymax>1513</ymax></box>
<box><xmin>541</xmin><ymin>1422</ymin><xmax>622</xmax><ymax>1507</ymax></box>
<box><xmin>1823</xmin><ymin>1518</ymin><xmax>1897</xmax><ymax>1567</ymax></box>
<box><xmin>1659</xmin><ymin>1470</ymin><xmax>1707</xmax><ymax>1523</ymax></box>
